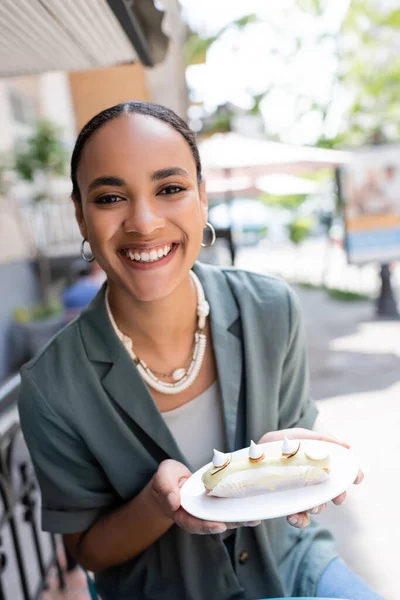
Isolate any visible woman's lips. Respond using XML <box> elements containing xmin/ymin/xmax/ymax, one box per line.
<box><xmin>118</xmin><ymin>243</ymin><xmax>179</xmax><ymax>270</ymax></box>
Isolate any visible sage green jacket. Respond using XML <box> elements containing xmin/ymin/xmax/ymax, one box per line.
<box><xmin>19</xmin><ymin>262</ymin><xmax>337</xmax><ymax>599</ymax></box>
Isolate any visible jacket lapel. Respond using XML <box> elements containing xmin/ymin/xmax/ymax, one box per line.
<box><xmin>79</xmin><ymin>286</ymin><xmax>186</xmax><ymax>464</ymax></box>
<box><xmin>193</xmin><ymin>264</ymin><xmax>243</xmax><ymax>453</ymax></box>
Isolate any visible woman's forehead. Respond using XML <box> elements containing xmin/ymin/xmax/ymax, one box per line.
<box><xmin>78</xmin><ymin>114</ymin><xmax>196</xmax><ymax>183</ymax></box>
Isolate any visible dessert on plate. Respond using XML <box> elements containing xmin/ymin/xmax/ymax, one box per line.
<box><xmin>202</xmin><ymin>438</ymin><xmax>331</xmax><ymax>498</ymax></box>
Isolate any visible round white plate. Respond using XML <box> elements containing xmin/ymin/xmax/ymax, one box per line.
<box><xmin>180</xmin><ymin>440</ymin><xmax>360</xmax><ymax>522</ymax></box>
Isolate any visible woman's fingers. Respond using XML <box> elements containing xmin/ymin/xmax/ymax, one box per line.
<box><xmin>174</xmin><ymin>509</ymin><xmax>227</xmax><ymax>535</ymax></box>
<box><xmin>173</xmin><ymin>511</ymin><xmax>261</xmax><ymax>535</ymax></box>
<box><xmin>354</xmin><ymin>469</ymin><xmax>364</xmax><ymax>485</ymax></box>
<box><xmin>287</xmin><ymin>503</ymin><xmax>327</xmax><ymax>528</ymax></box>
<box><xmin>151</xmin><ymin>459</ymin><xmax>192</xmax><ymax>513</ymax></box>
<box><xmin>332</xmin><ymin>491</ymin><xmax>347</xmax><ymax>505</ymax></box>
<box><xmin>308</xmin><ymin>503</ymin><xmax>327</xmax><ymax>515</ymax></box>
<box><xmin>287</xmin><ymin>511</ymin><xmax>311</xmax><ymax>528</ymax></box>
<box><xmin>259</xmin><ymin>427</ymin><xmax>351</xmax><ymax>449</ymax></box>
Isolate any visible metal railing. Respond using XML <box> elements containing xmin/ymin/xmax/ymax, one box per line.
<box><xmin>20</xmin><ymin>200</ymin><xmax>81</xmax><ymax>257</ymax></box>
<box><xmin>0</xmin><ymin>376</ymin><xmax>65</xmax><ymax>599</ymax></box>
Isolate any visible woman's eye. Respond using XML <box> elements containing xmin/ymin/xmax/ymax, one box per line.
<box><xmin>159</xmin><ymin>185</ymin><xmax>186</xmax><ymax>195</ymax></box>
<box><xmin>94</xmin><ymin>195</ymin><xmax>123</xmax><ymax>205</ymax></box>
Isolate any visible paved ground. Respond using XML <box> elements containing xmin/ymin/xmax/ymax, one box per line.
<box><xmin>297</xmin><ymin>286</ymin><xmax>399</xmax><ymax>600</ymax></box>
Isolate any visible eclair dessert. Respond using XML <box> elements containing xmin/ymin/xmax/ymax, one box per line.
<box><xmin>202</xmin><ymin>438</ymin><xmax>331</xmax><ymax>498</ymax></box>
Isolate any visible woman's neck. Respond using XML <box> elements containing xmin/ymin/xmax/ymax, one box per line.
<box><xmin>107</xmin><ymin>274</ymin><xmax>198</xmax><ymax>352</ymax></box>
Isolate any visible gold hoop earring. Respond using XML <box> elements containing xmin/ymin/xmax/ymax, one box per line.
<box><xmin>201</xmin><ymin>222</ymin><xmax>216</xmax><ymax>248</ymax></box>
<box><xmin>80</xmin><ymin>238</ymin><xmax>94</xmax><ymax>262</ymax></box>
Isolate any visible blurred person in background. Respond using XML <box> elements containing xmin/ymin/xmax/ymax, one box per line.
<box><xmin>18</xmin><ymin>102</ymin><xmax>382</xmax><ymax>600</ymax></box>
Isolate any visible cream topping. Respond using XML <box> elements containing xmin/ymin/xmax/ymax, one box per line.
<box><xmin>282</xmin><ymin>437</ymin><xmax>300</xmax><ymax>456</ymax></box>
<box><xmin>212</xmin><ymin>449</ymin><xmax>229</xmax><ymax>468</ymax></box>
<box><xmin>249</xmin><ymin>440</ymin><xmax>264</xmax><ymax>461</ymax></box>
<box><xmin>304</xmin><ymin>444</ymin><xmax>330</xmax><ymax>461</ymax></box>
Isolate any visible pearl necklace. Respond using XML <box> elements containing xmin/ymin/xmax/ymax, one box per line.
<box><xmin>105</xmin><ymin>271</ymin><xmax>210</xmax><ymax>395</ymax></box>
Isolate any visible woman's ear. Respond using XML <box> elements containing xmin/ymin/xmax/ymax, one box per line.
<box><xmin>72</xmin><ymin>195</ymin><xmax>87</xmax><ymax>239</ymax></box>
<box><xmin>199</xmin><ymin>181</ymin><xmax>208</xmax><ymax>224</ymax></box>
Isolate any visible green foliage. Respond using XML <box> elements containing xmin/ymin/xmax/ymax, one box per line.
<box><xmin>13</xmin><ymin>299</ymin><xmax>62</xmax><ymax>323</ymax></box>
<box><xmin>260</xmin><ymin>192</ymin><xmax>307</xmax><ymax>210</ymax></box>
<box><xmin>296</xmin><ymin>282</ymin><xmax>371</xmax><ymax>301</ymax></box>
<box><xmin>233</xmin><ymin>14</ymin><xmax>259</xmax><ymax>29</ymax></box>
<box><xmin>288</xmin><ymin>216</ymin><xmax>315</xmax><ymax>245</ymax></box>
<box><xmin>14</xmin><ymin>119</ymin><xmax>68</xmax><ymax>186</ymax></box>
<box><xmin>0</xmin><ymin>154</ymin><xmax>11</xmax><ymax>194</ymax></box>
<box><xmin>186</xmin><ymin>2</ymin><xmax>400</xmax><ymax>146</ymax></box>
<box><xmin>249</xmin><ymin>91</ymin><xmax>270</xmax><ymax>116</ymax></box>
<box><xmin>332</xmin><ymin>0</ymin><xmax>400</xmax><ymax>146</ymax></box>
<box><xmin>296</xmin><ymin>0</ymin><xmax>327</xmax><ymax>16</ymax></box>
<box><xmin>185</xmin><ymin>34</ymin><xmax>217</xmax><ymax>65</ymax></box>
<box><xmin>202</xmin><ymin>110</ymin><xmax>233</xmax><ymax>134</ymax></box>
<box><xmin>326</xmin><ymin>288</ymin><xmax>371</xmax><ymax>302</ymax></box>
<box><xmin>184</xmin><ymin>14</ymin><xmax>259</xmax><ymax>65</ymax></box>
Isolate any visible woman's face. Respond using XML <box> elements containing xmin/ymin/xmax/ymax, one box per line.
<box><xmin>74</xmin><ymin>114</ymin><xmax>207</xmax><ymax>302</ymax></box>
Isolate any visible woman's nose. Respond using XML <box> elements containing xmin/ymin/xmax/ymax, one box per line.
<box><xmin>123</xmin><ymin>197</ymin><xmax>165</xmax><ymax>235</ymax></box>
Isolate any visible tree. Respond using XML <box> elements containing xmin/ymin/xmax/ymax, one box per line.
<box><xmin>14</xmin><ymin>119</ymin><xmax>69</xmax><ymax>305</ymax></box>
<box><xmin>333</xmin><ymin>1</ymin><xmax>400</xmax><ymax>146</ymax></box>
<box><xmin>185</xmin><ymin>2</ymin><xmax>400</xmax><ymax>148</ymax></box>
<box><xmin>14</xmin><ymin>119</ymin><xmax>68</xmax><ymax>201</ymax></box>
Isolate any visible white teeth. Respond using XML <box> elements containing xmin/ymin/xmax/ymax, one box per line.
<box><xmin>124</xmin><ymin>245</ymin><xmax>173</xmax><ymax>263</ymax></box>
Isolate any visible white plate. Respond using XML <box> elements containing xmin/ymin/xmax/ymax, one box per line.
<box><xmin>180</xmin><ymin>440</ymin><xmax>360</xmax><ymax>522</ymax></box>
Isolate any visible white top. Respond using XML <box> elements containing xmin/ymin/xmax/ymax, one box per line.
<box><xmin>161</xmin><ymin>381</ymin><xmax>225</xmax><ymax>471</ymax></box>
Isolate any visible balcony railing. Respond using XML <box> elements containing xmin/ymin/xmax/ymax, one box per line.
<box><xmin>20</xmin><ymin>201</ymin><xmax>81</xmax><ymax>257</ymax></box>
<box><xmin>0</xmin><ymin>376</ymin><xmax>65</xmax><ymax>599</ymax></box>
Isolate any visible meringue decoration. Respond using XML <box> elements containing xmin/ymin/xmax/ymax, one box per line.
<box><xmin>282</xmin><ymin>437</ymin><xmax>300</xmax><ymax>458</ymax></box>
<box><xmin>212</xmin><ymin>449</ymin><xmax>230</xmax><ymax>469</ymax></box>
<box><xmin>248</xmin><ymin>440</ymin><xmax>265</xmax><ymax>463</ymax></box>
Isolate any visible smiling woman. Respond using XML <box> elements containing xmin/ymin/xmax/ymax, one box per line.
<box><xmin>17</xmin><ymin>101</ymin><xmax>380</xmax><ymax>600</ymax></box>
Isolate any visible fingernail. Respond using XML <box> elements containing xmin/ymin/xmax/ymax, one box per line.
<box><xmin>310</xmin><ymin>507</ymin><xmax>319</xmax><ymax>514</ymax></box>
<box><xmin>210</xmin><ymin>526</ymin><xmax>226</xmax><ymax>534</ymax></box>
<box><xmin>356</xmin><ymin>471</ymin><xmax>364</xmax><ymax>484</ymax></box>
<box><xmin>288</xmin><ymin>516</ymin><xmax>298</xmax><ymax>526</ymax></box>
<box><xmin>245</xmin><ymin>521</ymin><xmax>261</xmax><ymax>527</ymax></box>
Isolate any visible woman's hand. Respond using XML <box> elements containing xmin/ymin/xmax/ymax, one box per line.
<box><xmin>151</xmin><ymin>459</ymin><xmax>260</xmax><ymax>535</ymax></box>
<box><xmin>258</xmin><ymin>428</ymin><xmax>364</xmax><ymax>529</ymax></box>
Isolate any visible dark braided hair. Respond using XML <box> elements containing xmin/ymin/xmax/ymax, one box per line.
<box><xmin>71</xmin><ymin>101</ymin><xmax>202</xmax><ymax>203</ymax></box>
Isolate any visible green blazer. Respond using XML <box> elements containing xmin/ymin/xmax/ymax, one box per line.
<box><xmin>19</xmin><ymin>262</ymin><xmax>337</xmax><ymax>600</ymax></box>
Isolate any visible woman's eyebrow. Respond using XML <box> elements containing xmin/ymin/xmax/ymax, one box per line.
<box><xmin>151</xmin><ymin>167</ymin><xmax>190</xmax><ymax>181</ymax></box>
<box><xmin>88</xmin><ymin>176</ymin><xmax>126</xmax><ymax>192</ymax></box>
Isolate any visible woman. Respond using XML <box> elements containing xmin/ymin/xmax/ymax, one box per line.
<box><xmin>18</xmin><ymin>102</ymin><xmax>381</xmax><ymax>600</ymax></box>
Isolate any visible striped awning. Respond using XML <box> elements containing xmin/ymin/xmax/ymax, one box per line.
<box><xmin>0</xmin><ymin>0</ymin><xmax>169</xmax><ymax>77</ymax></box>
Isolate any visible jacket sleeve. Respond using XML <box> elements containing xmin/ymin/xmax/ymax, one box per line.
<box><xmin>18</xmin><ymin>368</ymin><xmax>117</xmax><ymax>534</ymax></box>
<box><xmin>278</xmin><ymin>287</ymin><xmax>318</xmax><ymax>430</ymax></box>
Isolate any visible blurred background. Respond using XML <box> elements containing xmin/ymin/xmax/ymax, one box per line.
<box><xmin>0</xmin><ymin>1</ymin><xmax>399</xmax><ymax>598</ymax></box>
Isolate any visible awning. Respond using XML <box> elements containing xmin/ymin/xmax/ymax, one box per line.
<box><xmin>0</xmin><ymin>0</ymin><xmax>169</xmax><ymax>78</ymax></box>
<box><xmin>199</xmin><ymin>133</ymin><xmax>352</xmax><ymax>177</ymax></box>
